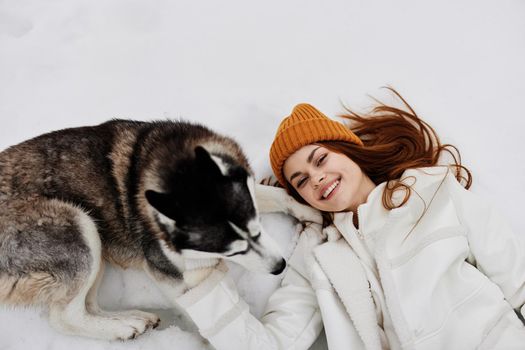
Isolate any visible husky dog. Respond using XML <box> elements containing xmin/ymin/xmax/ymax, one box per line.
<box><xmin>0</xmin><ymin>119</ymin><xmax>320</xmax><ymax>340</ymax></box>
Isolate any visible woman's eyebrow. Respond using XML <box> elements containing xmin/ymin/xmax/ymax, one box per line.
<box><xmin>289</xmin><ymin>147</ymin><xmax>322</xmax><ymax>182</ymax></box>
<box><xmin>307</xmin><ymin>146</ymin><xmax>321</xmax><ymax>163</ymax></box>
<box><xmin>289</xmin><ymin>171</ymin><xmax>302</xmax><ymax>182</ymax></box>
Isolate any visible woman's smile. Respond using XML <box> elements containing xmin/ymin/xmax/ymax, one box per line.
<box><xmin>320</xmin><ymin>178</ymin><xmax>340</xmax><ymax>200</ymax></box>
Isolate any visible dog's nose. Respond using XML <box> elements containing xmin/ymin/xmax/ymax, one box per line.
<box><xmin>271</xmin><ymin>258</ymin><xmax>286</xmax><ymax>275</ymax></box>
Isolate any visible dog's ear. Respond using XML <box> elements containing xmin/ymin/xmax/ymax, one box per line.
<box><xmin>145</xmin><ymin>190</ymin><xmax>177</xmax><ymax>219</ymax></box>
<box><xmin>194</xmin><ymin>146</ymin><xmax>225</xmax><ymax>177</ymax></box>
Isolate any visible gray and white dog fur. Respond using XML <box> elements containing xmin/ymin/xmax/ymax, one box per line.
<box><xmin>0</xmin><ymin>119</ymin><xmax>320</xmax><ymax>341</ymax></box>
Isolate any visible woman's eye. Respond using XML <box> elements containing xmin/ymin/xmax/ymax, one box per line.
<box><xmin>297</xmin><ymin>177</ymin><xmax>308</xmax><ymax>188</ymax></box>
<box><xmin>316</xmin><ymin>154</ymin><xmax>327</xmax><ymax>166</ymax></box>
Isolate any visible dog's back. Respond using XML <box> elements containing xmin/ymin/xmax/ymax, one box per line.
<box><xmin>0</xmin><ymin>120</ymin><xmax>248</xmax><ymax>266</ymax></box>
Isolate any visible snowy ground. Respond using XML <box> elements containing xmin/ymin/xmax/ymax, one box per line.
<box><xmin>0</xmin><ymin>0</ymin><xmax>524</xmax><ymax>349</ymax></box>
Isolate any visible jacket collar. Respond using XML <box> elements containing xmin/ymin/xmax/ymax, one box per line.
<box><xmin>332</xmin><ymin>166</ymin><xmax>452</xmax><ymax>241</ymax></box>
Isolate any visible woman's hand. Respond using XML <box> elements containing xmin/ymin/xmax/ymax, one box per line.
<box><xmin>257</xmin><ymin>176</ymin><xmax>323</xmax><ymax>224</ymax></box>
<box><xmin>182</xmin><ymin>258</ymin><xmax>224</xmax><ymax>290</ymax></box>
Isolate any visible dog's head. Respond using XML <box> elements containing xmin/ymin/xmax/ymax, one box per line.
<box><xmin>145</xmin><ymin>146</ymin><xmax>286</xmax><ymax>275</ymax></box>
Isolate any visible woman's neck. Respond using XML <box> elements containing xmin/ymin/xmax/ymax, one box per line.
<box><xmin>346</xmin><ymin>175</ymin><xmax>377</xmax><ymax>215</ymax></box>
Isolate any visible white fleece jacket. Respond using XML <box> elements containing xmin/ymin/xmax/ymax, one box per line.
<box><xmin>176</xmin><ymin>166</ymin><xmax>525</xmax><ymax>350</ymax></box>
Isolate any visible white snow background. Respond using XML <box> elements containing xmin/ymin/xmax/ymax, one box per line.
<box><xmin>1</xmin><ymin>0</ymin><xmax>524</xmax><ymax>349</ymax></box>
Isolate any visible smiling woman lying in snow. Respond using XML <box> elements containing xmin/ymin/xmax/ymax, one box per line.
<box><xmin>176</xmin><ymin>89</ymin><xmax>525</xmax><ymax>350</ymax></box>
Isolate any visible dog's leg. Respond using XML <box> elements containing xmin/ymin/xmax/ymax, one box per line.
<box><xmin>85</xmin><ymin>258</ymin><xmax>160</xmax><ymax>330</ymax></box>
<box><xmin>0</xmin><ymin>198</ymin><xmax>156</xmax><ymax>340</ymax></box>
<box><xmin>255</xmin><ymin>184</ymin><xmax>322</xmax><ymax>223</ymax></box>
<box><xmin>47</xmin><ymin>208</ymin><xmax>158</xmax><ymax>340</ymax></box>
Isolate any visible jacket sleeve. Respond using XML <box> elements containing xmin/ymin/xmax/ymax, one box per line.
<box><xmin>175</xmin><ymin>259</ymin><xmax>323</xmax><ymax>350</ymax></box>
<box><xmin>447</xmin><ymin>173</ymin><xmax>525</xmax><ymax>316</ymax></box>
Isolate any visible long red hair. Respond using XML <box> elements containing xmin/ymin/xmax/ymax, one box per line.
<box><xmin>282</xmin><ymin>88</ymin><xmax>472</xmax><ymax>223</ymax></box>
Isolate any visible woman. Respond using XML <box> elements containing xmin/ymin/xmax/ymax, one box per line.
<box><xmin>175</xmin><ymin>89</ymin><xmax>525</xmax><ymax>350</ymax></box>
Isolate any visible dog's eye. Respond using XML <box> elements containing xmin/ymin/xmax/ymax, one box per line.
<box><xmin>225</xmin><ymin>240</ymin><xmax>250</xmax><ymax>256</ymax></box>
<box><xmin>225</xmin><ymin>247</ymin><xmax>250</xmax><ymax>257</ymax></box>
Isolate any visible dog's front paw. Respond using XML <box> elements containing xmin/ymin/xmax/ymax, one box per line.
<box><xmin>115</xmin><ymin>325</ymin><xmax>142</xmax><ymax>341</ymax></box>
<box><xmin>126</xmin><ymin>310</ymin><xmax>161</xmax><ymax>330</ymax></box>
<box><xmin>114</xmin><ymin>313</ymin><xmax>159</xmax><ymax>340</ymax></box>
<box><xmin>94</xmin><ymin>309</ymin><xmax>160</xmax><ymax>331</ymax></box>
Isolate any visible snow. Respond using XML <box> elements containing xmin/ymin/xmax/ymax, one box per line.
<box><xmin>0</xmin><ymin>0</ymin><xmax>524</xmax><ymax>349</ymax></box>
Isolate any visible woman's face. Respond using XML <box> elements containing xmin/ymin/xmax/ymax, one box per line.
<box><xmin>283</xmin><ymin>144</ymin><xmax>375</xmax><ymax>213</ymax></box>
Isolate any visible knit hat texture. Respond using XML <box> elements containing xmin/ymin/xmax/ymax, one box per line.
<box><xmin>269</xmin><ymin>103</ymin><xmax>363</xmax><ymax>186</ymax></box>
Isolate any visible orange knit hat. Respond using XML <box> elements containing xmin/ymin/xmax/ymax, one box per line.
<box><xmin>269</xmin><ymin>103</ymin><xmax>363</xmax><ymax>186</ymax></box>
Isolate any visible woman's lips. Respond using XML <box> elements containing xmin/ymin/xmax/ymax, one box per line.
<box><xmin>321</xmin><ymin>179</ymin><xmax>340</xmax><ymax>200</ymax></box>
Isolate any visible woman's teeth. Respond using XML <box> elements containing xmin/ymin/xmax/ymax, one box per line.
<box><xmin>322</xmin><ymin>180</ymin><xmax>339</xmax><ymax>199</ymax></box>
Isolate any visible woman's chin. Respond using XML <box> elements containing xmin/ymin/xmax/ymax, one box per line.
<box><xmin>319</xmin><ymin>200</ymin><xmax>347</xmax><ymax>213</ymax></box>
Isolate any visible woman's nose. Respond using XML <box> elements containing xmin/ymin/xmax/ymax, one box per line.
<box><xmin>312</xmin><ymin>173</ymin><xmax>325</xmax><ymax>189</ymax></box>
